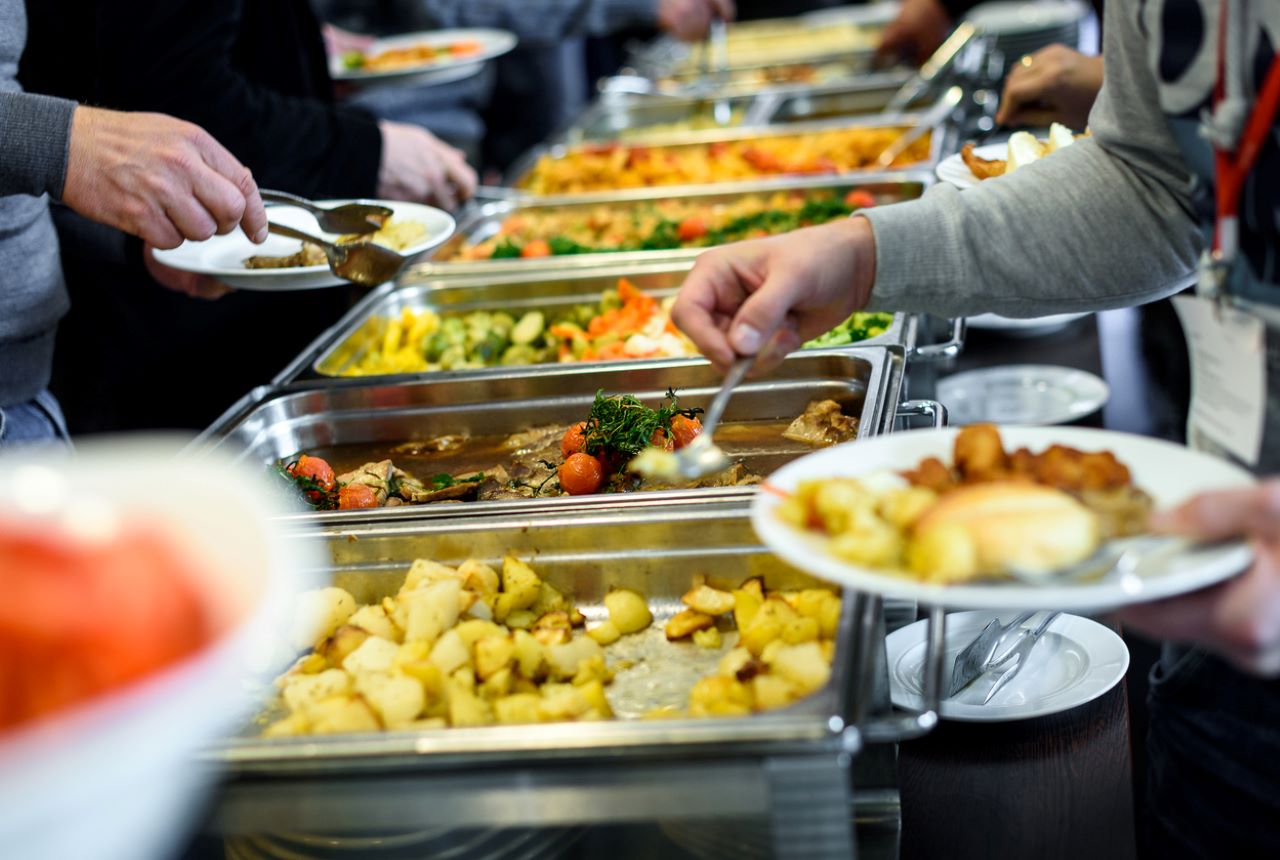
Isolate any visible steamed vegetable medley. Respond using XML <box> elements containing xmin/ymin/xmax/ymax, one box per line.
<box><xmin>340</xmin><ymin>278</ymin><xmax>893</xmax><ymax>376</ymax></box>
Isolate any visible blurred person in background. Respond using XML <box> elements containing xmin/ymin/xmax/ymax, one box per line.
<box><xmin>19</xmin><ymin>0</ymin><xmax>476</xmax><ymax>434</ymax></box>
<box><xmin>879</xmin><ymin>0</ymin><xmax>1103</xmax><ymax>130</ymax></box>
<box><xmin>1</xmin><ymin>0</ymin><xmax>266</xmax><ymax>448</ymax></box>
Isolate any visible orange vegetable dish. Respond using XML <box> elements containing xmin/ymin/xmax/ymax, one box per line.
<box><xmin>518</xmin><ymin>128</ymin><xmax>931</xmax><ymax>195</ymax></box>
<box><xmin>0</xmin><ymin>522</ymin><xmax>213</xmax><ymax>732</ymax></box>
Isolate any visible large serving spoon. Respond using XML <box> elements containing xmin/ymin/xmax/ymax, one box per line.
<box><xmin>266</xmin><ymin>222</ymin><xmax>406</xmax><ymax>288</ymax></box>
<box><xmin>261</xmin><ymin>189</ymin><xmax>393</xmax><ymax>235</ymax></box>
<box><xmin>672</xmin><ymin>355</ymin><xmax>754</xmax><ymax>480</ymax></box>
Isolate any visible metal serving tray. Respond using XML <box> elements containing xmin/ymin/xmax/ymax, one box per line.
<box><xmin>505</xmin><ymin>114</ymin><xmax>956</xmax><ymax>200</ymax></box>
<box><xmin>273</xmin><ymin>261</ymin><xmax>913</xmax><ymax>385</ymax></box>
<box><xmin>204</xmin><ymin>506</ymin><xmax>947</xmax><ymax>858</ymax></box>
<box><xmin>204</xmin><ymin>349</ymin><xmax>898</xmax><ymax>525</ymax></box>
<box><xmin>415</xmin><ymin>172</ymin><xmax>931</xmax><ymax>277</ymax></box>
<box><xmin>564</xmin><ymin>77</ymin><xmax>933</xmax><ymax>144</ymax></box>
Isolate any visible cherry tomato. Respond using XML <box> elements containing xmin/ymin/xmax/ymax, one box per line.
<box><xmin>649</xmin><ymin>428</ymin><xmax>674</xmax><ymax>451</ymax></box>
<box><xmin>677</xmin><ymin>217</ymin><xmax>708</xmax><ymax>242</ymax></box>
<box><xmin>561</xmin><ymin>422</ymin><xmax>588</xmax><ymax>459</ymax></box>
<box><xmin>338</xmin><ymin>483</ymin><xmax>379</xmax><ymax>509</ymax></box>
<box><xmin>669</xmin><ymin>415</ymin><xmax>703</xmax><ymax>449</ymax></box>
<box><xmin>521</xmin><ymin>239</ymin><xmax>552</xmax><ymax>258</ymax></box>
<box><xmin>844</xmin><ymin>189</ymin><xmax>877</xmax><ymax>210</ymax></box>
<box><xmin>559</xmin><ymin>453</ymin><xmax>605</xmax><ymax>495</ymax></box>
<box><xmin>290</xmin><ymin>455</ymin><xmax>335</xmax><ymax>491</ymax></box>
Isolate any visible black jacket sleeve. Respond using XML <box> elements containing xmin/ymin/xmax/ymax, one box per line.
<box><xmin>87</xmin><ymin>0</ymin><xmax>382</xmax><ymax>199</ymax></box>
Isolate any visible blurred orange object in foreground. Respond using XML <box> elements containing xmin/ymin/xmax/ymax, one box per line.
<box><xmin>0</xmin><ymin>522</ymin><xmax>214</xmax><ymax>732</ymax></box>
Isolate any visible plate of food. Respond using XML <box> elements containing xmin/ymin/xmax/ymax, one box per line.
<box><xmin>936</xmin><ymin>123</ymin><xmax>1082</xmax><ymax>189</ymax></box>
<box><xmin>151</xmin><ymin>200</ymin><xmax>455</xmax><ymax>291</ymax></box>
<box><xmin>751</xmin><ymin>424</ymin><xmax>1255</xmax><ymax>611</ymax></box>
<box><xmin>331</xmin><ymin>28</ymin><xmax>517</xmax><ymax>85</ymax></box>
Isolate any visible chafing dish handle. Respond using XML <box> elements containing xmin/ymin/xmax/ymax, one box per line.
<box><xmin>896</xmin><ymin>399</ymin><xmax>948</xmax><ymax>430</ymax></box>
<box><xmin>855</xmin><ymin>603</ymin><xmax>946</xmax><ymax>744</ymax></box>
<box><xmin>908</xmin><ymin>317</ymin><xmax>966</xmax><ymax>362</ymax></box>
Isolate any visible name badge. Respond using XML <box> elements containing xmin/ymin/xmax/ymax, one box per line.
<box><xmin>1173</xmin><ymin>295</ymin><xmax>1266</xmax><ymax>467</ymax></box>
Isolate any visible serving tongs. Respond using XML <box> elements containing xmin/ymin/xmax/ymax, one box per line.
<box><xmin>949</xmin><ymin>611</ymin><xmax>1062</xmax><ymax>703</ymax></box>
<box><xmin>883</xmin><ymin>22</ymin><xmax>977</xmax><ymax>114</ymax></box>
<box><xmin>693</xmin><ymin>17</ymin><xmax>733</xmax><ymax>126</ymax></box>
<box><xmin>261</xmin><ymin>188</ymin><xmax>392</xmax><ymax>235</ymax></box>
<box><xmin>875</xmin><ymin>85</ymin><xmax>963</xmax><ymax>168</ymax></box>
<box><xmin>266</xmin><ymin>222</ymin><xmax>406</xmax><ymax>288</ymax></box>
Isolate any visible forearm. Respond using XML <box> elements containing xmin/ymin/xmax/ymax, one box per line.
<box><xmin>417</xmin><ymin>0</ymin><xmax>657</xmax><ymax>42</ymax></box>
<box><xmin>0</xmin><ymin>92</ymin><xmax>76</xmax><ymax>198</ymax></box>
<box><xmin>862</xmin><ymin>0</ymin><xmax>1200</xmax><ymax>318</ymax></box>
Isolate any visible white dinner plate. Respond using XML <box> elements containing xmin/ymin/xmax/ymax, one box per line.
<box><xmin>936</xmin><ymin>364</ymin><xmax>1109</xmax><ymax>425</ymax></box>
<box><xmin>963</xmin><ymin>0</ymin><xmax>1088</xmax><ymax>36</ymax></box>
<box><xmin>966</xmin><ymin>312</ymin><xmax>1091</xmax><ymax>335</ymax></box>
<box><xmin>151</xmin><ymin>200</ymin><xmax>455</xmax><ymax>291</ymax></box>
<box><xmin>935</xmin><ymin>141</ymin><xmax>1005</xmax><ymax>189</ymax></box>
<box><xmin>887</xmin><ymin>610</ymin><xmax>1129</xmax><ymax>721</ymax></box>
<box><xmin>751</xmin><ymin>426</ymin><xmax>1256</xmax><ymax>612</ymax></box>
<box><xmin>331</xmin><ymin>29</ymin><xmax>517</xmax><ymax>85</ymax></box>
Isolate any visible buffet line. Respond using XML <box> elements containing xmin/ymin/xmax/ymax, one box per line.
<box><xmin>198</xmin><ymin>12</ymin><xmax>997</xmax><ymax>857</ymax></box>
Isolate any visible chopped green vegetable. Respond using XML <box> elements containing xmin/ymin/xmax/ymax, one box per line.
<box><xmin>511</xmin><ymin>311</ymin><xmax>546</xmax><ymax>345</ymax></box>
<box><xmin>582</xmin><ymin>388</ymin><xmax>702</xmax><ymax>459</ymax></box>
<box><xmin>430</xmin><ymin>473</ymin><xmax>486</xmax><ymax>490</ymax></box>
<box><xmin>805</xmin><ymin>312</ymin><xmax>894</xmax><ymax>348</ymax></box>
<box><xmin>341</xmin><ymin>51</ymin><xmax>366</xmax><ymax>70</ymax></box>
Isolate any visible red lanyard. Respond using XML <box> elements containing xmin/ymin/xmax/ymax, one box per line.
<box><xmin>1212</xmin><ymin>0</ymin><xmax>1280</xmax><ymax>258</ymax></box>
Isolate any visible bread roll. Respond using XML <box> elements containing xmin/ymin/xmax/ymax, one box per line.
<box><xmin>908</xmin><ymin>481</ymin><xmax>1100</xmax><ymax>582</ymax></box>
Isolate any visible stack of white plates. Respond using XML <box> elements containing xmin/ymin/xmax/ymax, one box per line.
<box><xmin>963</xmin><ymin>0</ymin><xmax>1089</xmax><ymax>62</ymax></box>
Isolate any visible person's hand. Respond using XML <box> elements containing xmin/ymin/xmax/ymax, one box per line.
<box><xmin>876</xmin><ymin>0</ymin><xmax>951</xmax><ymax>65</ymax></box>
<box><xmin>61</xmin><ymin>106</ymin><xmax>267</xmax><ymax>250</ymax></box>
<box><xmin>322</xmin><ymin>23</ymin><xmax>375</xmax><ymax>57</ymax></box>
<box><xmin>671</xmin><ymin>218</ymin><xmax>877</xmax><ymax>374</ymax></box>
<box><xmin>376</xmin><ymin>121</ymin><xmax>477</xmax><ymax>210</ymax></box>
<box><xmin>657</xmin><ymin>0</ymin><xmax>736</xmax><ymax>42</ymax></box>
<box><xmin>142</xmin><ymin>244</ymin><xmax>233</xmax><ymax>301</ymax></box>
<box><xmin>1115</xmin><ymin>482</ymin><xmax>1280</xmax><ymax>676</ymax></box>
<box><xmin>996</xmin><ymin>45</ymin><xmax>1103</xmax><ymax>130</ymax></box>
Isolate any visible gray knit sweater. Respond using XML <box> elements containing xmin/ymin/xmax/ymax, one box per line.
<box><xmin>0</xmin><ymin>0</ymin><xmax>75</xmax><ymax>406</ymax></box>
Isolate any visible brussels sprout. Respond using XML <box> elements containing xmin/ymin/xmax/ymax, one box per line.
<box><xmin>473</xmin><ymin>331</ymin><xmax>509</xmax><ymax>363</ymax></box>
<box><xmin>600</xmin><ymin>289</ymin><xmax>622</xmax><ymax>312</ymax></box>
<box><xmin>511</xmin><ymin>311</ymin><xmax>546</xmax><ymax>345</ymax></box>
<box><xmin>500</xmin><ymin>344</ymin><xmax>540</xmax><ymax>366</ymax></box>
<box><xmin>424</xmin><ymin>331</ymin><xmax>450</xmax><ymax>362</ymax></box>
<box><xmin>491</xmin><ymin>312</ymin><xmax>516</xmax><ymax>336</ymax></box>
<box><xmin>439</xmin><ymin>345</ymin><xmax>467</xmax><ymax>369</ymax></box>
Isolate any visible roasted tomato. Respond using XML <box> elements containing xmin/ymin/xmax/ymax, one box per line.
<box><xmin>561</xmin><ymin>422</ymin><xmax>588</xmax><ymax>459</ymax></box>
<box><xmin>677</xmin><ymin>217</ymin><xmax>708</xmax><ymax>242</ymax></box>
<box><xmin>521</xmin><ymin>239</ymin><xmax>552</xmax><ymax>258</ymax></box>
<box><xmin>289</xmin><ymin>455</ymin><xmax>335</xmax><ymax>490</ymax></box>
<box><xmin>338</xmin><ymin>483</ymin><xmax>379</xmax><ymax>509</ymax></box>
<box><xmin>649</xmin><ymin>427</ymin><xmax>674</xmax><ymax>451</ymax></box>
<box><xmin>844</xmin><ymin>189</ymin><xmax>877</xmax><ymax>209</ymax></box>
<box><xmin>558</xmin><ymin>453</ymin><xmax>605</xmax><ymax>495</ymax></box>
<box><xmin>669</xmin><ymin>415</ymin><xmax>703</xmax><ymax>449</ymax></box>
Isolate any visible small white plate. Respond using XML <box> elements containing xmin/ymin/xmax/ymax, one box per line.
<box><xmin>966</xmin><ymin>312</ymin><xmax>1091</xmax><ymax>335</ymax></box>
<box><xmin>331</xmin><ymin>29</ymin><xmax>517</xmax><ymax>85</ymax></box>
<box><xmin>963</xmin><ymin>0</ymin><xmax>1088</xmax><ymax>36</ymax></box>
<box><xmin>751</xmin><ymin>426</ymin><xmax>1255</xmax><ymax>612</ymax></box>
<box><xmin>937</xmin><ymin>364</ymin><xmax>1109</xmax><ymax>426</ymax></box>
<box><xmin>152</xmin><ymin>200</ymin><xmax>455</xmax><ymax>291</ymax></box>
<box><xmin>887</xmin><ymin>610</ymin><xmax>1129</xmax><ymax>721</ymax></box>
<box><xmin>935</xmin><ymin>141</ymin><xmax>1005</xmax><ymax>189</ymax></box>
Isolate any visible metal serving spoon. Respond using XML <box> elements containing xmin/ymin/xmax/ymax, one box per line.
<box><xmin>261</xmin><ymin>189</ymin><xmax>393</xmax><ymax>235</ymax></box>
<box><xmin>876</xmin><ymin>85</ymin><xmax>964</xmax><ymax>169</ymax></box>
<box><xmin>266</xmin><ymin>221</ymin><xmax>407</xmax><ymax>288</ymax></box>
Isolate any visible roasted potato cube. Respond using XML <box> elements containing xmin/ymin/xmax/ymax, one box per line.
<box><xmin>571</xmin><ymin>654</ymin><xmax>610</xmax><ymax>686</ymax></box>
<box><xmin>586</xmin><ymin>620</ymin><xmax>622</xmax><ymax>645</ymax></box>
<box><xmin>309</xmin><ymin>695</ymin><xmax>381</xmax><ymax>734</ymax></box>
<box><xmin>493</xmin><ymin>693</ymin><xmax>542</xmax><ymax>724</ymax></box>
<box><xmin>348</xmin><ymin>604</ymin><xmax>401</xmax><ymax>642</ymax></box>
<box><xmin>398</xmin><ymin>580</ymin><xmax>462</xmax><ymax>645</ymax></box>
<box><xmin>752</xmin><ymin>673</ymin><xmax>797</xmax><ymax>711</ymax></box>
<box><xmin>498</xmin><ymin>556</ymin><xmax>543</xmax><ymax>615</ymax></box>
<box><xmin>428</xmin><ymin>629</ymin><xmax>472</xmax><ymax>675</ymax></box>
<box><xmin>474</xmin><ymin>634</ymin><xmax>516</xmax><ymax>680</ymax></box>
<box><xmin>879</xmin><ymin>487</ymin><xmax>938</xmax><ymax>530</ymax></box>
<box><xmin>289</xmin><ymin>587</ymin><xmax>356</xmax><ymax>650</ymax></box>
<box><xmin>828</xmin><ymin>523</ymin><xmax>903</xmax><ymax>568</ymax></box>
<box><xmin>396</xmin><ymin>642</ymin><xmax>445</xmax><ymax>698</ymax></box>
<box><xmin>537</xmin><ymin>684</ymin><xmax>593</xmax><ymax>721</ymax></box>
<box><xmin>479</xmin><ymin>666</ymin><xmax>515</xmax><ymax>699</ymax></box>
<box><xmin>780</xmin><ymin>615</ymin><xmax>820</xmax><ymax>645</ymax></box>
<box><xmin>504</xmin><ymin>609</ymin><xmax>537</xmax><ymax>629</ymax></box>
<box><xmin>739</xmin><ymin>578</ymin><xmax>764</xmax><ymax>601</ymax></box>
<box><xmin>447</xmin><ymin>688</ymin><xmax>494</xmax><ymax>727</ymax></box>
<box><xmin>317</xmin><ymin>625</ymin><xmax>369</xmax><ymax>667</ymax></box>
<box><xmin>402</xmin><ymin>558</ymin><xmax>462</xmax><ymax>592</ymax></box>
<box><xmin>791</xmin><ymin>590</ymin><xmax>841</xmax><ymax>640</ymax></box>
<box><xmin>545</xmin><ymin>634</ymin><xmax>604</xmax><ymax>680</ymax></box>
<box><xmin>771</xmin><ymin>642</ymin><xmax>831</xmax><ymax>696</ymax></box>
<box><xmin>732</xmin><ymin>586</ymin><xmax>764</xmax><ymax>631</ymax></box>
<box><xmin>282</xmin><ymin>668</ymin><xmax>351</xmax><ymax>716</ymax></box>
<box><xmin>454</xmin><ymin>619</ymin><xmax>506</xmax><ymax>648</ymax></box>
<box><xmin>341</xmin><ymin>635</ymin><xmax>400</xmax><ymax>675</ymax></box>
<box><xmin>355</xmin><ymin>672</ymin><xmax>426</xmax><ymax>727</ymax></box>
<box><xmin>692</xmin><ymin>627</ymin><xmax>723</xmax><ymax>649</ymax></box>
<box><xmin>740</xmin><ymin>600</ymin><xmax>798</xmax><ymax>657</ymax></box>
<box><xmin>401</xmin><ymin>717</ymin><xmax>448</xmax><ymax>731</ymax></box>
<box><xmin>568</xmin><ymin>607</ymin><xmax>586</xmax><ymax>628</ymax></box>
<box><xmin>533</xmin><ymin>625</ymin><xmax>571</xmax><ymax>646</ymax></box>
<box><xmin>511</xmin><ymin>629</ymin><xmax>547</xmax><ymax>679</ymax></box>
<box><xmin>458</xmin><ymin>559</ymin><xmax>500</xmax><ymax>595</ymax></box>
<box><xmin>530</xmin><ymin>582</ymin><xmax>569</xmax><ymax>617</ymax></box>
<box><xmin>682</xmin><ymin>585</ymin><xmax>736</xmax><ymax>616</ymax></box>
<box><xmin>717</xmin><ymin>647</ymin><xmax>754</xmax><ymax>680</ymax></box>
<box><xmin>688</xmin><ymin>676</ymin><xmax>753</xmax><ymax>717</ymax></box>
<box><xmin>906</xmin><ymin>522</ymin><xmax>979</xmax><ymax>583</ymax></box>
<box><xmin>604</xmin><ymin>589</ymin><xmax>652</xmax><ymax>634</ymax></box>
<box><xmin>262</xmin><ymin>713</ymin><xmax>310</xmax><ymax>738</ymax></box>
<box><xmin>665</xmin><ymin>608</ymin><xmax>715</xmax><ymax>641</ymax></box>
<box><xmin>575</xmin><ymin>679</ymin><xmax>613</xmax><ymax>718</ymax></box>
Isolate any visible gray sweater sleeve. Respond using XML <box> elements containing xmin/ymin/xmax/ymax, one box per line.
<box><xmin>861</xmin><ymin>0</ymin><xmax>1203</xmax><ymax>318</ymax></box>
<box><xmin>0</xmin><ymin>91</ymin><xmax>76</xmax><ymax>199</ymax></box>
<box><xmin>415</xmin><ymin>0</ymin><xmax>657</xmax><ymax>44</ymax></box>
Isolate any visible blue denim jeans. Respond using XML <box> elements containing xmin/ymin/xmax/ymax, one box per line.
<box><xmin>0</xmin><ymin>389</ymin><xmax>71</xmax><ymax>448</ymax></box>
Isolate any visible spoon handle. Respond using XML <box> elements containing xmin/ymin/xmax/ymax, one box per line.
<box><xmin>266</xmin><ymin>221</ymin><xmax>336</xmax><ymax>252</ymax></box>
<box><xmin>701</xmin><ymin>356</ymin><xmax>753</xmax><ymax>437</ymax></box>
<box><xmin>261</xmin><ymin>188</ymin><xmax>320</xmax><ymax>213</ymax></box>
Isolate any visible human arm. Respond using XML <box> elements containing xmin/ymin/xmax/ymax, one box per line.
<box><xmin>996</xmin><ymin>45</ymin><xmax>1104</xmax><ymax>130</ymax></box>
<box><xmin>673</xmin><ymin>0</ymin><xmax>1203</xmax><ymax>370</ymax></box>
<box><xmin>1116</xmin><ymin>484</ymin><xmax>1280</xmax><ymax>676</ymax></box>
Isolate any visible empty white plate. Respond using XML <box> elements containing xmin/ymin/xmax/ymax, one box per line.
<box><xmin>936</xmin><ymin>364</ymin><xmax>1109</xmax><ymax>426</ymax></box>
<box><xmin>887</xmin><ymin>610</ymin><xmax>1129</xmax><ymax>721</ymax></box>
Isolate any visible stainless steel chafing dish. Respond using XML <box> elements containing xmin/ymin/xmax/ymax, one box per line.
<box><xmin>205</xmin><ymin>505</ymin><xmax>947</xmax><ymax>860</ymax></box>
<box><xmin>203</xmin><ymin>349</ymin><xmax>900</xmax><ymax>525</ymax></box>
<box><xmin>412</xmin><ymin>172</ymin><xmax>930</xmax><ymax>276</ymax></box>
<box><xmin>271</xmin><ymin>261</ymin><xmax>914</xmax><ymax>386</ymax></box>
<box><xmin>504</xmin><ymin>115</ymin><xmax>957</xmax><ymax>200</ymax></box>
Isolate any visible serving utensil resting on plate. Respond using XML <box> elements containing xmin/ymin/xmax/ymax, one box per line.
<box><xmin>980</xmin><ymin>611</ymin><xmax>1062</xmax><ymax>704</ymax></box>
<box><xmin>261</xmin><ymin>189</ymin><xmax>393</xmax><ymax>235</ymax></box>
<box><xmin>266</xmin><ymin>222</ymin><xmax>406</xmax><ymax>288</ymax></box>
<box><xmin>948</xmin><ymin>610</ymin><xmax>1035</xmax><ymax>697</ymax></box>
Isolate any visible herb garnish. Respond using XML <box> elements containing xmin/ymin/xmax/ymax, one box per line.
<box><xmin>582</xmin><ymin>388</ymin><xmax>703</xmax><ymax>459</ymax></box>
<box><xmin>275</xmin><ymin>460</ymin><xmax>338</xmax><ymax>510</ymax></box>
<box><xmin>429</xmin><ymin>472</ymin><xmax>486</xmax><ymax>489</ymax></box>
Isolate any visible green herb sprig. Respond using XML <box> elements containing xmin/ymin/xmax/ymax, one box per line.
<box><xmin>582</xmin><ymin>388</ymin><xmax>703</xmax><ymax>459</ymax></box>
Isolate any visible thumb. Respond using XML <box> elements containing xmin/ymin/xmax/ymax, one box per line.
<box><xmin>729</xmin><ymin>274</ymin><xmax>800</xmax><ymax>356</ymax></box>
